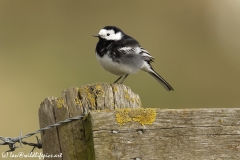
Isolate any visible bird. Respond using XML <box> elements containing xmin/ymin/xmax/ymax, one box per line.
<box><xmin>93</xmin><ymin>26</ymin><xmax>174</xmax><ymax>91</ymax></box>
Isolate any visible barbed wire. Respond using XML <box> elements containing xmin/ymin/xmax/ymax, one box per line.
<box><xmin>0</xmin><ymin>115</ymin><xmax>85</xmax><ymax>152</ymax></box>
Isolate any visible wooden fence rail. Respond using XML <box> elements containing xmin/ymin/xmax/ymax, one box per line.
<box><xmin>39</xmin><ymin>83</ymin><xmax>240</xmax><ymax>160</ymax></box>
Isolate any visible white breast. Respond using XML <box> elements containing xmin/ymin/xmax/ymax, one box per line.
<box><xmin>96</xmin><ymin>53</ymin><xmax>140</xmax><ymax>76</ymax></box>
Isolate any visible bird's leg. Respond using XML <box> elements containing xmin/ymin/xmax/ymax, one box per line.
<box><xmin>114</xmin><ymin>76</ymin><xmax>122</xmax><ymax>83</ymax></box>
<box><xmin>119</xmin><ymin>74</ymin><xmax>129</xmax><ymax>84</ymax></box>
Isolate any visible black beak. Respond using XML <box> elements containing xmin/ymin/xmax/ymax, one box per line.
<box><xmin>93</xmin><ymin>34</ymin><xmax>100</xmax><ymax>37</ymax></box>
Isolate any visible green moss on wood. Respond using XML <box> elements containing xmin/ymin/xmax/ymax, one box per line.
<box><xmin>83</xmin><ymin>113</ymin><xmax>95</xmax><ymax>160</ymax></box>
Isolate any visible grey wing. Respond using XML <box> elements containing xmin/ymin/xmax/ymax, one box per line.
<box><xmin>139</xmin><ymin>46</ymin><xmax>154</xmax><ymax>63</ymax></box>
<box><xmin>117</xmin><ymin>45</ymin><xmax>155</xmax><ymax>63</ymax></box>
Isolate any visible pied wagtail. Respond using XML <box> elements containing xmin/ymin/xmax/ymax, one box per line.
<box><xmin>93</xmin><ymin>26</ymin><xmax>174</xmax><ymax>91</ymax></box>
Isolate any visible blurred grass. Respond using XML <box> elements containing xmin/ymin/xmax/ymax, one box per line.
<box><xmin>1</xmin><ymin>1</ymin><xmax>240</xmax><ymax>158</ymax></box>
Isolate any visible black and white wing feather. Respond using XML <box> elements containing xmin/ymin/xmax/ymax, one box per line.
<box><xmin>117</xmin><ymin>44</ymin><xmax>173</xmax><ymax>91</ymax></box>
<box><xmin>117</xmin><ymin>45</ymin><xmax>155</xmax><ymax>63</ymax></box>
<box><xmin>112</xmin><ymin>35</ymin><xmax>173</xmax><ymax>91</ymax></box>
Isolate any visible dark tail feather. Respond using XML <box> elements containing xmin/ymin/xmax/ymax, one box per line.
<box><xmin>148</xmin><ymin>71</ymin><xmax>174</xmax><ymax>91</ymax></box>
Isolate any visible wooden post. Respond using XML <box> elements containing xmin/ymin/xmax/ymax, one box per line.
<box><xmin>39</xmin><ymin>83</ymin><xmax>240</xmax><ymax>160</ymax></box>
<box><xmin>85</xmin><ymin>108</ymin><xmax>240</xmax><ymax>159</ymax></box>
<box><xmin>38</xmin><ymin>83</ymin><xmax>141</xmax><ymax>160</ymax></box>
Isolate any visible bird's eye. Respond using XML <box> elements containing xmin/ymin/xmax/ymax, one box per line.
<box><xmin>107</xmin><ymin>33</ymin><xmax>110</xmax><ymax>36</ymax></box>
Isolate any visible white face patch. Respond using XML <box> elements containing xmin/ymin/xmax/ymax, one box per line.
<box><xmin>98</xmin><ymin>29</ymin><xmax>122</xmax><ymax>41</ymax></box>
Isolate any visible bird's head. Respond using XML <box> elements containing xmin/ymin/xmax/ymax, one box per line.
<box><xmin>93</xmin><ymin>26</ymin><xmax>123</xmax><ymax>41</ymax></box>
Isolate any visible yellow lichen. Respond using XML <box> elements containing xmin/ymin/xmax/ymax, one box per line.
<box><xmin>116</xmin><ymin>108</ymin><xmax>132</xmax><ymax>126</ymax></box>
<box><xmin>85</xmin><ymin>86</ymin><xmax>96</xmax><ymax>107</ymax></box>
<box><xmin>78</xmin><ymin>84</ymin><xmax>106</xmax><ymax>107</ymax></box>
<box><xmin>135</xmin><ymin>97</ymin><xmax>142</xmax><ymax>107</ymax></box>
<box><xmin>124</xmin><ymin>89</ymin><xmax>135</xmax><ymax>103</ymax></box>
<box><xmin>116</xmin><ymin>108</ymin><xmax>156</xmax><ymax>126</ymax></box>
<box><xmin>124</xmin><ymin>89</ymin><xmax>130</xmax><ymax>99</ymax></box>
<box><xmin>74</xmin><ymin>98</ymin><xmax>82</xmax><ymax>106</ymax></box>
<box><xmin>56</xmin><ymin>98</ymin><xmax>64</xmax><ymax>108</ymax></box>
<box><xmin>79</xmin><ymin>86</ymin><xmax>96</xmax><ymax>107</ymax></box>
<box><xmin>93</xmin><ymin>84</ymin><xmax>105</xmax><ymax>97</ymax></box>
<box><xmin>112</xmin><ymin>85</ymin><xmax>118</xmax><ymax>92</ymax></box>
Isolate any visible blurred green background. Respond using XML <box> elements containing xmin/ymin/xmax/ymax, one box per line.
<box><xmin>1</xmin><ymin>0</ymin><xmax>240</xmax><ymax>158</ymax></box>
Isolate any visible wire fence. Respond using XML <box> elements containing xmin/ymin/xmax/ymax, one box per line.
<box><xmin>0</xmin><ymin>115</ymin><xmax>85</xmax><ymax>152</ymax></box>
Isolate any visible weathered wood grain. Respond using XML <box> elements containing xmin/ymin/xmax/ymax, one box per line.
<box><xmin>85</xmin><ymin>108</ymin><xmax>240</xmax><ymax>160</ymax></box>
<box><xmin>39</xmin><ymin>84</ymin><xmax>240</xmax><ymax>160</ymax></box>
<box><xmin>39</xmin><ymin>97</ymin><xmax>61</xmax><ymax>160</ymax></box>
<box><xmin>38</xmin><ymin>83</ymin><xmax>141</xmax><ymax>160</ymax></box>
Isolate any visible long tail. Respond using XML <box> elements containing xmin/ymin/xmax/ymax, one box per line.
<box><xmin>148</xmin><ymin>70</ymin><xmax>174</xmax><ymax>91</ymax></box>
